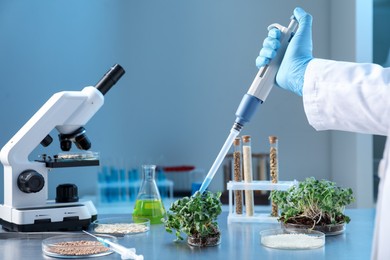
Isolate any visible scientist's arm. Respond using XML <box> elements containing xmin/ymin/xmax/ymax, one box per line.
<box><xmin>303</xmin><ymin>59</ymin><xmax>390</xmax><ymax>136</ymax></box>
<box><xmin>257</xmin><ymin>7</ymin><xmax>390</xmax><ymax>136</ymax></box>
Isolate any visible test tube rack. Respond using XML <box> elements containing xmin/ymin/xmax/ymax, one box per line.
<box><xmin>226</xmin><ymin>180</ymin><xmax>298</xmax><ymax>224</ymax></box>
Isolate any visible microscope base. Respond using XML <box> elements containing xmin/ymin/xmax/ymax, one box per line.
<box><xmin>0</xmin><ymin>201</ymin><xmax>97</xmax><ymax>232</ymax></box>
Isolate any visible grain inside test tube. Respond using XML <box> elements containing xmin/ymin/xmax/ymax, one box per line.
<box><xmin>269</xmin><ymin>135</ymin><xmax>279</xmax><ymax>217</ymax></box>
<box><xmin>242</xmin><ymin>135</ymin><xmax>254</xmax><ymax>216</ymax></box>
<box><xmin>233</xmin><ymin>137</ymin><xmax>243</xmax><ymax>215</ymax></box>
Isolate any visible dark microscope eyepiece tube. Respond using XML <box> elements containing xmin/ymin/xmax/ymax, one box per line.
<box><xmin>95</xmin><ymin>64</ymin><xmax>125</xmax><ymax>95</ymax></box>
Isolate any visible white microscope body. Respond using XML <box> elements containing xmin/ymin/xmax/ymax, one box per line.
<box><xmin>0</xmin><ymin>64</ymin><xmax>125</xmax><ymax>231</ymax></box>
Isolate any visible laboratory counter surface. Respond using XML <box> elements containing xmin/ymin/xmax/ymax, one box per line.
<box><xmin>0</xmin><ymin>208</ymin><xmax>374</xmax><ymax>260</ymax></box>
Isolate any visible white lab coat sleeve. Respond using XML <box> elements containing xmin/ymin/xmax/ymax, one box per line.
<box><xmin>373</xmin><ymin>139</ymin><xmax>390</xmax><ymax>260</ymax></box>
<box><xmin>302</xmin><ymin>58</ymin><xmax>390</xmax><ymax>136</ymax></box>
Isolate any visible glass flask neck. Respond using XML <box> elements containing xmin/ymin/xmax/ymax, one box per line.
<box><xmin>136</xmin><ymin>164</ymin><xmax>161</xmax><ymax>201</ymax></box>
<box><xmin>142</xmin><ymin>165</ymin><xmax>156</xmax><ymax>181</ymax></box>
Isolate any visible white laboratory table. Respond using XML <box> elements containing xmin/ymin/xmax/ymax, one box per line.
<box><xmin>0</xmin><ymin>208</ymin><xmax>375</xmax><ymax>260</ymax></box>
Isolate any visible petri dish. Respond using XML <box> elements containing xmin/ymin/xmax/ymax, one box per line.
<box><xmin>260</xmin><ymin>228</ymin><xmax>325</xmax><ymax>250</ymax></box>
<box><xmin>282</xmin><ymin>222</ymin><xmax>345</xmax><ymax>236</ymax></box>
<box><xmin>90</xmin><ymin>216</ymin><xmax>150</xmax><ymax>236</ymax></box>
<box><xmin>56</xmin><ymin>151</ymin><xmax>99</xmax><ymax>161</ymax></box>
<box><xmin>42</xmin><ymin>233</ymin><xmax>116</xmax><ymax>258</ymax></box>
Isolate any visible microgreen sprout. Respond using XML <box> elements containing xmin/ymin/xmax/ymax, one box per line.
<box><xmin>164</xmin><ymin>191</ymin><xmax>222</xmax><ymax>242</ymax></box>
<box><xmin>270</xmin><ymin>177</ymin><xmax>355</xmax><ymax>228</ymax></box>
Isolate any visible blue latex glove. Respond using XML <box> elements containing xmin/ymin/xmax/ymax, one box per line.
<box><xmin>255</xmin><ymin>7</ymin><xmax>313</xmax><ymax>96</ymax></box>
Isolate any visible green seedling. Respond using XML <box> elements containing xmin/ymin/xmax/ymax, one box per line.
<box><xmin>164</xmin><ymin>191</ymin><xmax>222</xmax><ymax>242</ymax></box>
<box><xmin>270</xmin><ymin>177</ymin><xmax>355</xmax><ymax>228</ymax></box>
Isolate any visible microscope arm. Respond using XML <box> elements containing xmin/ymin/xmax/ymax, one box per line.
<box><xmin>0</xmin><ymin>87</ymin><xmax>103</xmax><ymax>167</ymax></box>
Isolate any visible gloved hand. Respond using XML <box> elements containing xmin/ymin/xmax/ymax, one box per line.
<box><xmin>255</xmin><ymin>7</ymin><xmax>313</xmax><ymax>96</ymax></box>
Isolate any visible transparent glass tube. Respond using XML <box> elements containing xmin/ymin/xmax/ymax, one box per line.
<box><xmin>269</xmin><ymin>136</ymin><xmax>279</xmax><ymax>183</ymax></box>
<box><xmin>233</xmin><ymin>137</ymin><xmax>243</xmax><ymax>215</ymax></box>
<box><xmin>242</xmin><ymin>135</ymin><xmax>254</xmax><ymax>216</ymax></box>
<box><xmin>269</xmin><ymin>136</ymin><xmax>279</xmax><ymax>217</ymax></box>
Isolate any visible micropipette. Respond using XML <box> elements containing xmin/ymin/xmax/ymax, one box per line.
<box><xmin>197</xmin><ymin>15</ymin><xmax>298</xmax><ymax>194</ymax></box>
<box><xmin>82</xmin><ymin>230</ymin><xmax>144</xmax><ymax>260</ymax></box>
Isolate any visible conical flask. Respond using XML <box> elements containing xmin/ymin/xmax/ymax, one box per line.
<box><xmin>133</xmin><ymin>165</ymin><xmax>166</xmax><ymax>224</ymax></box>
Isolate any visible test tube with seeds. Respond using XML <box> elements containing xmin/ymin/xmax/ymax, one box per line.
<box><xmin>269</xmin><ymin>135</ymin><xmax>279</xmax><ymax>217</ymax></box>
<box><xmin>233</xmin><ymin>137</ymin><xmax>243</xmax><ymax>215</ymax></box>
<box><xmin>242</xmin><ymin>135</ymin><xmax>254</xmax><ymax>216</ymax></box>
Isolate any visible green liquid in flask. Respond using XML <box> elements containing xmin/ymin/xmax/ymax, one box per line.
<box><xmin>133</xmin><ymin>199</ymin><xmax>166</xmax><ymax>224</ymax></box>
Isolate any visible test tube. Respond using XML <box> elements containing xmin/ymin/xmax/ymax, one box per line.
<box><xmin>269</xmin><ymin>136</ymin><xmax>279</xmax><ymax>217</ymax></box>
<box><xmin>242</xmin><ymin>135</ymin><xmax>254</xmax><ymax>216</ymax></box>
<box><xmin>233</xmin><ymin>137</ymin><xmax>243</xmax><ymax>215</ymax></box>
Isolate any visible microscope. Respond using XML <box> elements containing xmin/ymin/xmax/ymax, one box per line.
<box><xmin>0</xmin><ymin>64</ymin><xmax>125</xmax><ymax>232</ymax></box>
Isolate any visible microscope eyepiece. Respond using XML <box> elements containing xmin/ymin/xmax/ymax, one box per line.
<box><xmin>95</xmin><ymin>64</ymin><xmax>125</xmax><ymax>95</ymax></box>
<box><xmin>56</xmin><ymin>65</ymin><xmax>125</xmax><ymax>152</ymax></box>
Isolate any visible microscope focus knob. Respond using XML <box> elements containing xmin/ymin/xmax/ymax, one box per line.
<box><xmin>17</xmin><ymin>170</ymin><xmax>45</xmax><ymax>193</ymax></box>
<box><xmin>56</xmin><ymin>184</ymin><xmax>79</xmax><ymax>203</ymax></box>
